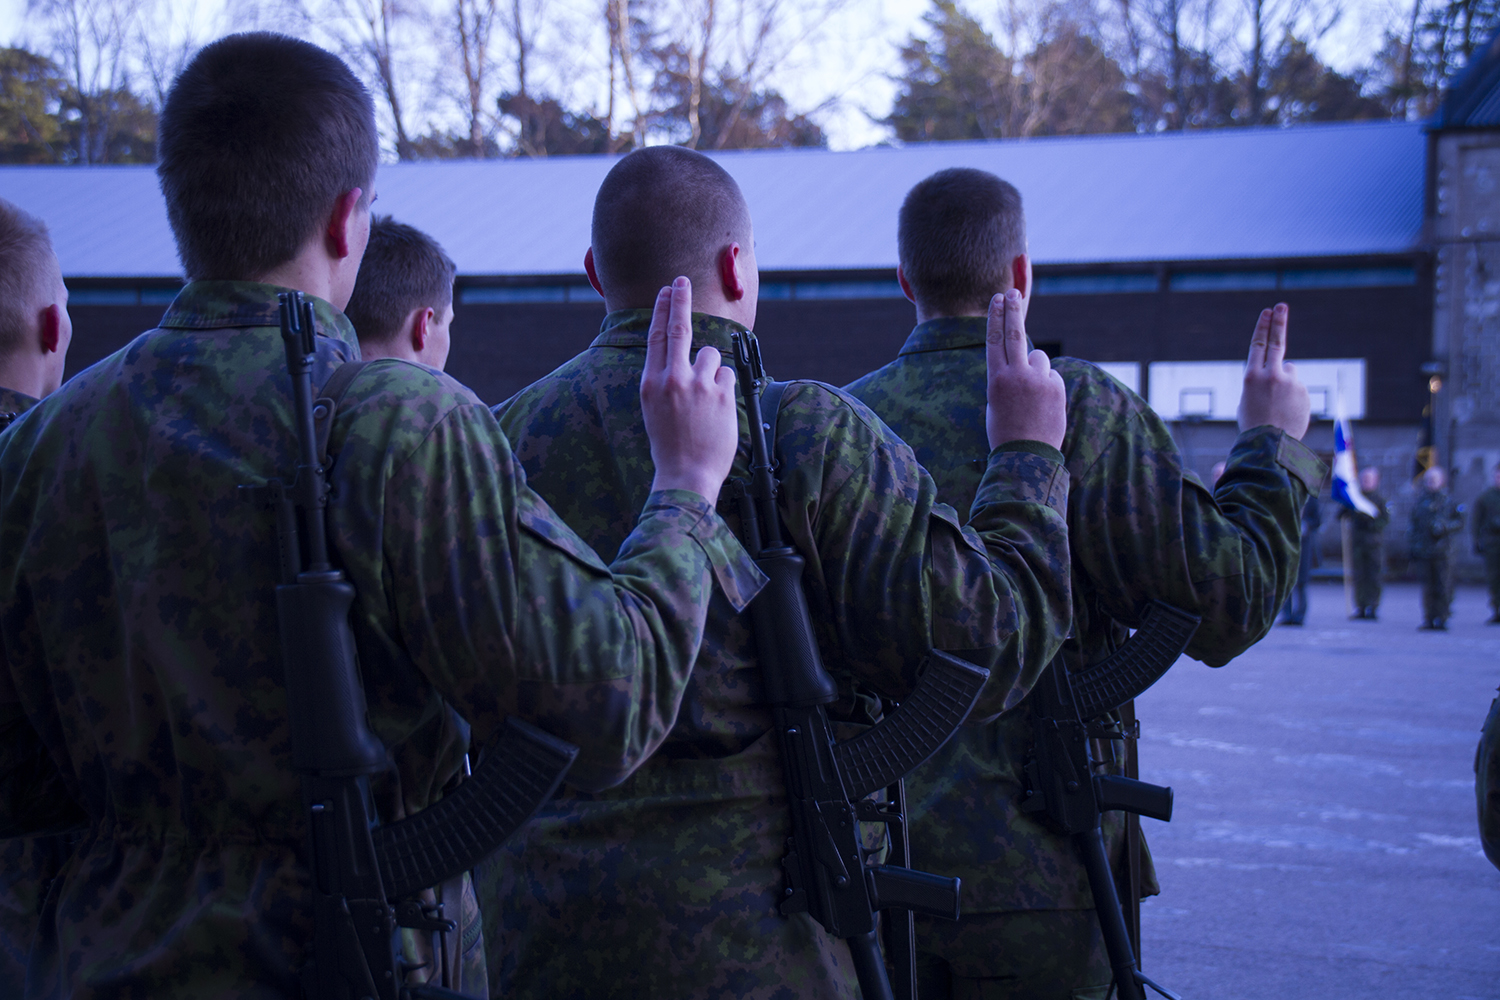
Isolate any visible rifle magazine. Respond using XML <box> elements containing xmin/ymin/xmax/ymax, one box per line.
<box><xmin>373</xmin><ymin>718</ymin><xmax>578</xmax><ymax>900</ymax></box>
<box><xmin>834</xmin><ymin>651</ymin><xmax>989</xmax><ymax>801</ymax></box>
<box><xmin>1071</xmin><ymin>602</ymin><xmax>1200</xmax><ymax>720</ymax></box>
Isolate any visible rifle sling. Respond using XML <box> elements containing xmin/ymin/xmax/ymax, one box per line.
<box><xmin>313</xmin><ymin>360</ymin><xmax>373</xmax><ymax>467</ymax></box>
<box><xmin>759</xmin><ymin>379</ymin><xmax>791</xmax><ymax>469</ymax></box>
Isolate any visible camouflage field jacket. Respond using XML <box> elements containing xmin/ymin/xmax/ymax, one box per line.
<box><xmin>0</xmin><ymin>282</ymin><xmax>760</xmax><ymax>998</ymax></box>
<box><xmin>847</xmin><ymin>316</ymin><xmax>1325</xmax><ymax>913</ymax></box>
<box><xmin>483</xmin><ymin>308</ymin><xmax>1073</xmax><ymax>999</ymax></box>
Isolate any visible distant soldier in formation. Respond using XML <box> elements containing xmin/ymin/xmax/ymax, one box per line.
<box><xmin>0</xmin><ymin>196</ymin><xmax>77</xmax><ymax>992</ymax></box>
<box><xmin>846</xmin><ymin>167</ymin><xmax>1321</xmax><ymax>1000</ymax></box>
<box><xmin>1473</xmin><ymin>465</ymin><xmax>1500</xmax><ymax>624</ymax></box>
<box><xmin>1279</xmin><ymin>494</ymin><xmax>1322</xmax><ymax>626</ymax></box>
<box><xmin>1342</xmin><ymin>466</ymin><xmax>1390</xmax><ymax>620</ymax></box>
<box><xmin>486</xmin><ymin>146</ymin><xmax>1075</xmax><ymax>999</ymax></box>
<box><xmin>344</xmin><ymin>215</ymin><xmax>456</xmax><ymax>370</ymax></box>
<box><xmin>1410</xmin><ymin>466</ymin><xmax>1465</xmax><ymax>630</ymax></box>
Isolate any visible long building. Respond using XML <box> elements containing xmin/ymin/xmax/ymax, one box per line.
<box><xmin>4</xmin><ymin>37</ymin><xmax>1498</xmax><ymax>576</ymax></box>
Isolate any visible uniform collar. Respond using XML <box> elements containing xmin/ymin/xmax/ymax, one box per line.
<box><xmin>157</xmin><ymin>280</ymin><xmax>360</xmax><ymax>355</ymax></box>
<box><xmin>898</xmin><ymin>315</ymin><xmax>1036</xmax><ymax>357</ymax></box>
<box><xmin>592</xmin><ymin>308</ymin><xmax>750</xmax><ymax>355</ymax></box>
<box><xmin>898</xmin><ymin>316</ymin><xmax>988</xmax><ymax>356</ymax></box>
<box><xmin>0</xmin><ymin>386</ymin><xmax>39</xmax><ymax>415</ymax></box>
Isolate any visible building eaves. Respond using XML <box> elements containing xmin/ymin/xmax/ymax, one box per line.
<box><xmin>0</xmin><ymin>119</ymin><xmax>1426</xmax><ymax>280</ymax></box>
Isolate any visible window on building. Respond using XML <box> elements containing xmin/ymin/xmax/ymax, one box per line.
<box><xmin>1169</xmin><ymin>271</ymin><xmax>1279</xmax><ymax>292</ymax></box>
<box><xmin>1034</xmin><ymin>274</ymin><xmax>1158</xmax><ymax>295</ymax></box>
<box><xmin>1147</xmin><ymin>358</ymin><xmax>1366</xmax><ymax>420</ymax></box>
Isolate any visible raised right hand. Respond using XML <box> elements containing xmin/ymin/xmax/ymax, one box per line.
<box><xmin>640</xmin><ymin>277</ymin><xmax>740</xmax><ymax>503</ymax></box>
<box><xmin>986</xmin><ymin>289</ymin><xmax>1066</xmax><ymax>450</ymax></box>
<box><xmin>1237</xmin><ymin>303</ymin><xmax>1311</xmax><ymax>440</ymax></box>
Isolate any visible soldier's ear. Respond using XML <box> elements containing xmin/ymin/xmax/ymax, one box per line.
<box><xmin>1011</xmin><ymin>254</ymin><xmax>1031</xmax><ymax>300</ymax></box>
<box><xmin>584</xmin><ymin>248</ymin><xmax>606</xmax><ymax>299</ymax></box>
<box><xmin>719</xmin><ymin>243</ymin><xmax>747</xmax><ymax>302</ymax></box>
<box><xmin>897</xmin><ymin>265</ymin><xmax>917</xmax><ymax>306</ymax></box>
<box><xmin>326</xmin><ymin>189</ymin><xmax>363</xmax><ymax>260</ymax></box>
<box><xmin>39</xmin><ymin>303</ymin><xmax>63</xmax><ymax>354</ymax></box>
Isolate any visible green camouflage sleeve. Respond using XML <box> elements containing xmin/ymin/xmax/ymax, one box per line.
<box><xmin>1060</xmin><ymin>361</ymin><xmax>1325</xmax><ymax>666</ymax></box>
<box><xmin>328</xmin><ymin>366</ymin><xmax>764</xmax><ymax>792</ymax></box>
<box><xmin>773</xmin><ymin>383</ymin><xmax>1070</xmax><ymax>723</ymax></box>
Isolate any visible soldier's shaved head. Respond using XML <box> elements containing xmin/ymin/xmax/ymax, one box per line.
<box><xmin>590</xmin><ymin>146</ymin><xmax>751</xmax><ymax>307</ymax></box>
<box><xmin>899</xmin><ymin>168</ymin><xmax>1026</xmax><ymax>317</ymax></box>
<box><xmin>157</xmin><ymin>32</ymin><xmax>378</xmax><ymax>282</ymax></box>
<box><xmin>0</xmin><ymin>198</ymin><xmax>60</xmax><ymax>355</ymax></box>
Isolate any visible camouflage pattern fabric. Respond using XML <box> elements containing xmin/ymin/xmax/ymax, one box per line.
<box><xmin>1471</xmin><ymin>486</ymin><xmax>1500</xmax><ymax>616</ymax></box>
<box><xmin>846</xmin><ymin>317</ymin><xmax>1323</xmax><ymax>993</ymax></box>
<box><xmin>1477</xmin><ymin>686</ymin><xmax>1500</xmax><ymax>870</ymax></box>
<box><xmin>1339</xmin><ymin>489</ymin><xmax>1389</xmax><ymax>611</ymax></box>
<box><xmin>1409</xmin><ymin>489</ymin><xmax>1464</xmax><ymax>559</ymax></box>
<box><xmin>914</xmin><ymin>908</ymin><xmax>1110</xmax><ymax>1000</ymax></box>
<box><xmin>1409</xmin><ymin>489</ymin><xmax>1463</xmax><ymax>623</ymax></box>
<box><xmin>0</xmin><ymin>282</ymin><xmax>762</xmax><ymax>999</ymax></box>
<box><xmin>485</xmin><ymin>308</ymin><xmax>1073</xmax><ymax>1000</ymax></box>
<box><xmin>0</xmin><ymin>386</ymin><xmax>87</xmax><ymax>995</ymax></box>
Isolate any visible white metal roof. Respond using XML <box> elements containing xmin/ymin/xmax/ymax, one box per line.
<box><xmin>0</xmin><ymin>120</ymin><xmax>1427</xmax><ymax>280</ymax></box>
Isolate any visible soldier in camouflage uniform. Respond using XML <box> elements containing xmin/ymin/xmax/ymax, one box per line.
<box><xmin>344</xmin><ymin>215</ymin><xmax>457</xmax><ymax>370</ymax></box>
<box><xmin>486</xmin><ymin>146</ymin><xmax>1075</xmax><ymax>999</ymax></box>
<box><xmin>0</xmin><ymin>197</ymin><xmax>78</xmax><ymax>991</ymax></box>
<box><xmin>1341</xmin><ymin>466</ymin><xmax>1390</xmax><ymax>620</ymax></box>
<box><xmin>0</xmin><ymin>35</ymin><xmax>760</xmax><ymax>999</ymax></box>
<box><xmin>1410</xmin><ymin>466</ymin><xmax>1465</xmax><ymax>630</ymax></box>
<box><xmin>1472</xmin><ymin>466</ymin><xmax>1500</xmax><ymax>623</ymax></box>
<box><xmin>846</xmin><ymin>168</ymin><xmax>1322</xmax><ymax>1000</ymax></box>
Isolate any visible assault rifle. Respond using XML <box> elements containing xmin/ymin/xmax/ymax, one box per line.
<box><xmin>729</xmin><ymin>330</ymin><xmax>991</xmax><ymax>1000</ymax></box>
<box><xmin>246</xmin><ymin>292</ymin><xmax>579</xmax><ymax>1000</ymax></box>
<box><xmin>1019</xmin><ymin>601</ymin><xmax>1200</xmax><ymax>1000</ymax></box>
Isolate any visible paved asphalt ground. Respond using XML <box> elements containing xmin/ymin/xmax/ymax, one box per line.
<box><xmin>1134</xmin><ymin>581</ymin><xmax>1500</xmax><ymax>999</ymax></box>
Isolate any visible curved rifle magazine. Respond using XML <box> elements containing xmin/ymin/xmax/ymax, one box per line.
<box><xmin>1070</xmin><ymin>601</ymin><xmax>1200</xmax><ymax>721</ymax></box>
<box><xmin>834</xmin><ymin>651</ymin><xmax>989</xmax><ymax>801</ymax></box>
<box><xmin>373</xmin><ymin>717</ymin><xmax>578</xmax><ymax>900</ymax></box>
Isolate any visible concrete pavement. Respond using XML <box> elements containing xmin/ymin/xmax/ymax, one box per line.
<box><xmin>1135</xmin><ymin>581</ymin><xmax>1500</xmax><ymax>999</ymax></box>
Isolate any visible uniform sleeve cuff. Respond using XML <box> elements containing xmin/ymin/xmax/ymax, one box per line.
<box><xmin>642</xmin><ymin>490</ymin><xmax>768</xmax><ymax>612</ymax></box>
<box><xmin>1233</xmin><ymin>426</ymin><xmax>1327</xmax><ymax>494</ymax></box>
<box><xmin>990</xmin><ymin>439</ymin><xmax>1066</xmax><ymax>465</ymax></box>
<box><xmin>973</xmin><ymin>448</ymin><xmax>1069</xmax><ymax>516</ymax></box>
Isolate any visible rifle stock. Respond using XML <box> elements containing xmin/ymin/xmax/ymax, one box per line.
<box><xmin>249</xmin><ymin>292</ymin><xmax>578</xmax><ymax>1000</ymax></box>
<box><xmin>728</xmin><ymin>331</ymin><xmax>988</xmax><ymax>1000</ymax></box>
<box><xmin>1019</xmin><ymin>601</ymin><xmax>1198</xmax><ymax>1000</ymax></box>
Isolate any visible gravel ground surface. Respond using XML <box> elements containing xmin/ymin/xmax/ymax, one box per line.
<box><xmin>1135</xmin><ymin>581</ymin><xmax>1500</xmax><ymax>1000</ymax></box>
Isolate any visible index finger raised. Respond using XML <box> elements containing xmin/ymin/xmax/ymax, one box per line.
<box><xmin>1264</xmin><ymin>302</ymin><xmax>1289</xmax><ymax>368</ymax></box>
<box><xmin>644</xmin><ymin>276</ymin><xmax>693</xmax><ymax>378</ymax></box>
<box><xmin>1245</xmin><ymin>307</ymin><xmax>1272</xmax><ymax>369</ymax></box>
<box><xmin>986</xmin><ymin>290</ymin><xmax>1025</xmax><ymax>369</ymax></box>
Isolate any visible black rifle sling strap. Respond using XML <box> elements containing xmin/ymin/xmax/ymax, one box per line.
<box><xmin>758</xmin><ymin>379</ymin><xmax>791</xmax><ymax>468</ymax></box>
<box><xmin>313</xmin><ymin>359</ymin><xmax>372</xmax><ymax>467</ymax></box>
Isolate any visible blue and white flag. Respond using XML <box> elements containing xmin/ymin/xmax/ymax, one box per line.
<box><xmin>1331</xmin><ymin>414</ymin><xmax>1379</xmax><ymax>517</ymax></box>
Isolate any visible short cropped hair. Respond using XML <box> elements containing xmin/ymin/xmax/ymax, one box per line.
<box><xmin>898</xmin><ymin>168</ymin><xmax>1027</xmax><ymax>316</ymax></box>
<box><xmin>591</xmin><ymin>146</ymin><xmax>750</xmax><ymax>305</ymax></box>
<box><xmin>345</xmin><ymin>216</ymin><xmax>456</xmax><ymax>346</ymax></box>
<box><xmin>156</xmin><ymin>32</ymin><xmax>379</xmax><ymax>282</ymax></box>
<box><xmin>0</xmin><ymin>198</ymin><xmax>58</xmax><ymax>353</ymax></box>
